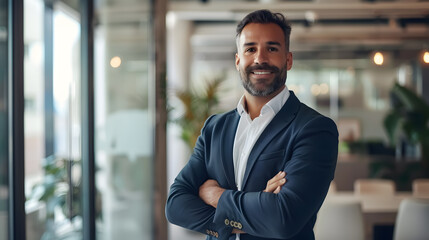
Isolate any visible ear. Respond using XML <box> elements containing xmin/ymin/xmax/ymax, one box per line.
<box><xmin>235</xmin><ymin>53</ymin><xmax>240</xmax><ymax>71</ymax></box>
<box><xmin>286</xmin><ymin>52</ymin><xmax>293</xmax><ymax>70</ymax></box>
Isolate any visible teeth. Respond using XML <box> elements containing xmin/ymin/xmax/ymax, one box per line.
<box><xmin>253</xmin><ymin>71</ymin><xmax>271</xmax><ymax>75</ymax></box>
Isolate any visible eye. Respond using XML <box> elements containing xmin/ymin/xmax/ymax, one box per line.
<box><xmin>268</xmin><ymin>47</ymin><xmax>278</xmax><ymax>52</ymax></box>
<box><xmin>245</xmin><ymin>47</ymin><xmax>256</xmax><ymax>53</ymax></box>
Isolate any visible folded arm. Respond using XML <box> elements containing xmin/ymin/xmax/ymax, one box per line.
<box><xmin>165</xmin><ymin>116</ymin><xmax>221</xmax><ymax>236</ymax></box>
<box><xmin>199</xmin><ymin>171</ymin><xmax>287</xmax><ymax>234</ymax></box>
<box><xmin>212</xmin><ymin>117</ymin><xmax>338</xmax><ymax>239</ymax></box>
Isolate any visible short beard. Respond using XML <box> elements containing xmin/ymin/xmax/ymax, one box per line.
<box><xmin>240</xmin><ymin>64</ymin><xmax>287</xmax><ymax>97</ymax></box>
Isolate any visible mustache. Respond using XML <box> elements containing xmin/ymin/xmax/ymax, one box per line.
<box><xmin>246</xmin><ymin>64</ymin><xmax>280</xmax><ymax>74</ymax></box>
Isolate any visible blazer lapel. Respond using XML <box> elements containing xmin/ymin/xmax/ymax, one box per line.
<box><xmin>241</xmin><ymin>92</ymin><xmax>300</xmax><ymax>190</ymax></box>
<box><xmin>220</xmin><ymin>111</ymin><xmax>240</xmax><ymax>190</ymax></box>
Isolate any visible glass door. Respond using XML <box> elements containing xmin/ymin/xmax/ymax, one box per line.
<box><xmin>24</xmin><ymin>0</ymin><xmax>83</xmax><ymax>239</ymax></box>
<box><xmin>0</xmin><ymin>0</ymin><xmax>8</xmax><ymax>239</ymax></box>
<box><xmin>94</xmin><ymin>0</ymin><xmax>155</xmax><ymax>239</ymax></box>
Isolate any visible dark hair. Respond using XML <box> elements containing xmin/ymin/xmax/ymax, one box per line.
<box><xmin>236</xmin><ymin>9</ymin><xmax>292</xmax><ymax>50</ymax></box>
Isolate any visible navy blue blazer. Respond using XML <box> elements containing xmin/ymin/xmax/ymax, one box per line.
<box><xmin>166</xmin><ymin>91</ymin><xmax>338</xmax><ymax>240</ymax></box>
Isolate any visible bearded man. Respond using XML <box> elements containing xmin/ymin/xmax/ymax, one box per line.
<box><xmin>166</xmin><ymin>9</ymin><xmax>338</xmax><ymax>240</ymax></box>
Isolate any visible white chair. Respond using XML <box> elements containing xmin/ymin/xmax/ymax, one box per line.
<box><xmin>354</xmin><ymin>179</ymin><xmax>395</xmax><ymax>195</ymax></box>
<box><xmin>315</xmin><ymin>201</ymin><xmax>365</xmax><ymax>240</ymax></box>
<box><xmin>394</xmin><ymin>198</ymin><xmax>429</xmax><ymax>240</ymax></box>
<box><xmin>412</xmin><ymin>179</ymin><xmax>429</xmax><ymax>196</ymax></box>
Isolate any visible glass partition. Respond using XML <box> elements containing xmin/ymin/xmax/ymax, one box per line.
<box><xmin>0</xmin><ymin>0</ymin><xmax>8</xmax><ymax>239</ymax></box>
<box><xmin>94</xmin><ymin>0</ymin><xmax>154</xmax><ymax>239</ymax></box>
<box><xmin>24</xmin><ymin>0</ymin><xmax>82</xmax><ymax>238</ymax></box>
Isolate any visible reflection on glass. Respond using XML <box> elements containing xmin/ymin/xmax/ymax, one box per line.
<box><xmin>24</xmin><ymin>0</ymin><xmax>82</xmax><ymax>239</ymax></box>
<box><xmin>95</xmin><ymin>1</ymin><xmax>154</xmax><ymax>239</ymax></box>
<box><xmin>0</xmin><ymin>0</ymin><xmax>8</xmax><ymax>239</ymax></box>
<box><xmin>24</xmin><ymin>0</ymin><xmax>46</xmax><ymax>238</ymax></box>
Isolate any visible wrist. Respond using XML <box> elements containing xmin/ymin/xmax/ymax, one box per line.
<box><xmin>211</xmin><ymin>187</ymin><xmax>225</xmax><ymax>208</ymax></box>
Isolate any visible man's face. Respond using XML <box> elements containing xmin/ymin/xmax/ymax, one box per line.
<box><xmin>235</xmin><ymin>23</ymin><xmax>293</xmax><ymax>97</ymax></box>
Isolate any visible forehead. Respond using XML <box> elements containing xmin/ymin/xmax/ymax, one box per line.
<box><xmin>238</xmin><ymin>23</ymin><xmax>285</xmax><ymax>46</ymax></box>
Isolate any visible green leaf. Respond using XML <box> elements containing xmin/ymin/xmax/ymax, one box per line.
<box><xmin>384</xmin><ymin>111</ymin><xmax>401</xmax><ymax>145</ymax></box>
<box><xmin>392</xmin><ymin>83</ymin><xmax>429</xmax><ymax>118</ymax></box>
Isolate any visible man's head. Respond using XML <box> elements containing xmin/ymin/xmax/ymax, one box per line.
<box><xmin>235</xmin><ymin>10</ymin><xmax>293</xmax><ymax>97</ymax></box>
<box><xmin>236</xmin><ymin>9</ymin><xmax>291</xmax><ymax>51</ymax></box>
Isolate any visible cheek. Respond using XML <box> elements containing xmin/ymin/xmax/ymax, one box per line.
<box><xmin>240</xmin><ymin>58</ymin><xmax>254</xmax><ymax>69</ymax></box>
<box><xmin>236</xmin><ymin>61</ymin><xmax>246</xmax><ymax>71</ymax></box>
<box><xmin>274</xmin><ymin>58</ymin><xmax>288</xmax><ymax>68</ymax></box>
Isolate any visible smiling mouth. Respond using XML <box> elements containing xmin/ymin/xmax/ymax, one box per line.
<box><xmin>252</xmin><ymin>71</ymin><xmax>272</xmax><ymax>75</ymax></box>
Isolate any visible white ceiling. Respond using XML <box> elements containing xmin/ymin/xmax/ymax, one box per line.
<box><xmin>168</xmin><ymin>0</ymin><xmax>429</xmax><ymax>60</ymax></box>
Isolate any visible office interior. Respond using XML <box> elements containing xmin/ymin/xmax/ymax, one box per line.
<box><xmin>1</xmin><ymin>0</ymin><xmax>429</xmax><ymax>239</ymax></box>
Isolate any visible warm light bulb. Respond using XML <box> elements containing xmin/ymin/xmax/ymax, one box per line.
<box><xmin>319</xmin><ymin>83</ymin><xmax>329</xmax><ymax>95</ymax></box>
<box><xmin>311</xmin><ymin>84</ymin><xmax>321</xmax><ymax>96</ymax></box>
<box><xmin>374</xmin><ymin>52</ymin><xmax>384</xmax><ymax>65</ymax></box>
<box><xmin>424</xmin><ymin>51</ymin><xmax>429</xmax><ymax>64</ymax></box>
<box><xmin>110</xmin><ymin>56</ymin><xmax>121</xmax><ymax>68</ymax></box>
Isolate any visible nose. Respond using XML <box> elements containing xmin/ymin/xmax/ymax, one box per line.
<box><xmin>254</xmin><ymin>49</ymin><xmax>268</xmax><ymax>65</ymax></box>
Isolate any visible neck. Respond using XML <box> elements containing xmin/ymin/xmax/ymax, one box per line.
<box><xmin>244</xmin><ymin>86</ymin><xmax>285</xmax><ymax>120</ymax></box>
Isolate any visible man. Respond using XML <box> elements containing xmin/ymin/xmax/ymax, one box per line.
<box><xmin>166</xmin><ymin>9</ymin><xmax>338</xmax><ymax>240</ymax></box>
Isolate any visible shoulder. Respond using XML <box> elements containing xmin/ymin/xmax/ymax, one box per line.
<box><xmin>285</xmin><ymin>91</ymin><xmax>337</xmax><ymax>134</ymax></box>
<box><xmin>201</xmin><ymin>109</ymin><xmax>238</xmax><ymax>131</ymax></box>
<box><xmin>295</xmin><ymin>102</ymin><xmax>338</xmax><ymax>135</ymax></box>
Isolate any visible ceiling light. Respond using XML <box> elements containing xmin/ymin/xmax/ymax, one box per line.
<box><xmin>373</xmin><ymin>52</ymin><xmax>384</xmax><ymax>66</ymax></box>
<box><xmin>311</xmin><ymin>84</ymin><xmax>320</xmax><ymax>96</ymax></box>
<box><xmin>305</xmin><ymin>11</ymin><xmax>317</xmax><ymax>24</ymax></box>
<box><xmin>110</xmin><ymin>56</ymin><xmax>121</xmax><ymax>68</ymax></box>
<box><xmin>319</xmin><ymin>83</ymin><xmax>329</xmax><ymax>95</ymax></box>
<box><xmin>423</xmin><ymin>51</ymin><xmax>429</xmax><ymax>64</ymax></box>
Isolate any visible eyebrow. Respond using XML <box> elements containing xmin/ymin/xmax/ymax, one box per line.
<box><xmin>243</xmin><ymin>41</ymin><xmax>281</xmax><ymax>47</ymax></box>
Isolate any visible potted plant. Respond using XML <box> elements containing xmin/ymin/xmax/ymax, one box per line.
<box><xmin>173</xmin><ymin>74</ymin><xmax>226</xmax><ymax>149</ymax></box>
<box><xmin>383</xmin><ymin>82</ymin><xmax>429</xmax><ymax>173</ymax></box>
<box><xmin>28</xmin><ymin>155</ymin><xmax>81</xmax><ymax>238</ymax></box>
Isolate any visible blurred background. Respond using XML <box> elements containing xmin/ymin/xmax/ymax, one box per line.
<box><xmin>1</xmin><ymin>0</ymin><xmax>429</xmax><ymax>240</ymax></box>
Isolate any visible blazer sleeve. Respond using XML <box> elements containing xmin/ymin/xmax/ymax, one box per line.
<box><xmin>213</xmin><ymin>116</ymin><xmax>338</xmax><ymax>239</ymax></box>
<box><xmin>165</xmin><ymin>115</ymin><xmax>233</xmax><ymax>240</ymax></box>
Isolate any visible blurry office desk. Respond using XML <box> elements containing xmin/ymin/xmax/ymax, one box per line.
<box><xmin>335</xmin><ymin>153</ymin><xmax>426</xmax><ymax>191</ymax></box>
<box><xmin>325</xmin><ymin>192</ymin><xmax>429</xmax><ymax>240</ymax></box>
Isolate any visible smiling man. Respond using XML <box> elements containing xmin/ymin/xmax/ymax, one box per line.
<box><xmin>166</xmin><ymin>10</ymin><xmax>339</xmax><ymax>240</ymax></box>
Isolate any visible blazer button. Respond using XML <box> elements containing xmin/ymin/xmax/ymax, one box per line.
<box><xmin>215</xmin><ymin>232</ymin><xmax>219</xmax><ymax>238</ymax></box>
<box><xmin>238</xmin><ymin>223</ymin><xmax>242</xmax><ymax>229</ymax></box>
<box><xmin>224</xmin><ymin>219</ymin><xmax>229</xmax><ymax>226</ymax></box>
<box><xmin>206</xmin><ymin>230</ymin><xmax>210</xmax><ymax>235</ymax></box>
<box><xmin>234</xmin><ymin>221</ymin><xmax>239</xmax><ymax>228</ymax></box>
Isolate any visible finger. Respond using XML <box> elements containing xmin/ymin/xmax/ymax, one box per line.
<box><xmin>274</xmin><ymin>186</ymin><xmax>281</xmax><ymax>194</ymax></box>
<box><xmin>267</xmin><ymin>171</ymin><xmax>281</xmax><ymax>185</ymax></box>
<box><xmin>267</xmin><ymin>171</ymin><xmax>285</xmax><ymax>185</ymax></box>
<box><xmin>265</xmin><ymin>177</ymin><xmax>286</xmax><ymax>193</ymax></box>
<box><xmin>265</xmin><ymin>184</ymin><xmax>276</xmax><ymax>192</ymax></box>
<box><xmin>265</xmin><ymin>179</ymin><xmax>280</xmax><ymax>192</ymax></box>
<box><xmin>269</xmin><ymin>175</ymin><xmax>286</xmax><ymax>187</ymax></box>
<box><xmin>273</xmin><ymin>178</ymin><xmax>287</xmax><ymax>194</ymax></box>
<box><xmin>264</xmin><ymin>172</ymin><xmax>287</xmax><ymax>192</ymax></box>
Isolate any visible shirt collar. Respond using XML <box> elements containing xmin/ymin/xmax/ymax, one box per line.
<box><xmin>236</xmin><ymin>86</ymin><xmax>290</xmax><ymax>117</ymax></box>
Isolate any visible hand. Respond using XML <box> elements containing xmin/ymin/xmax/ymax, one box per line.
<box><xmin>264</xmin><ymin>171</ymin><xmax>286</xmax><ymax>194</ymax></box>
<box><xmin>232</xmin><ymin>229</ymin><xmax>246</xmax><ymax>234</ymax></box>
<box><xmin>199</xmin><ymin>180</ymin><xmax>247</xmax><ymax>235</ymax></box>
<box><xmin>199</xmin><ymin>179</ymin><xmax>225</xmax><ymax>208</ymax></box>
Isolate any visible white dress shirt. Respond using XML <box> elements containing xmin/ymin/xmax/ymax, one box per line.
<box><xmin>232</xmin><ymin>87</ymin><xmax>290</xmax><ymax>239</ymax></box>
